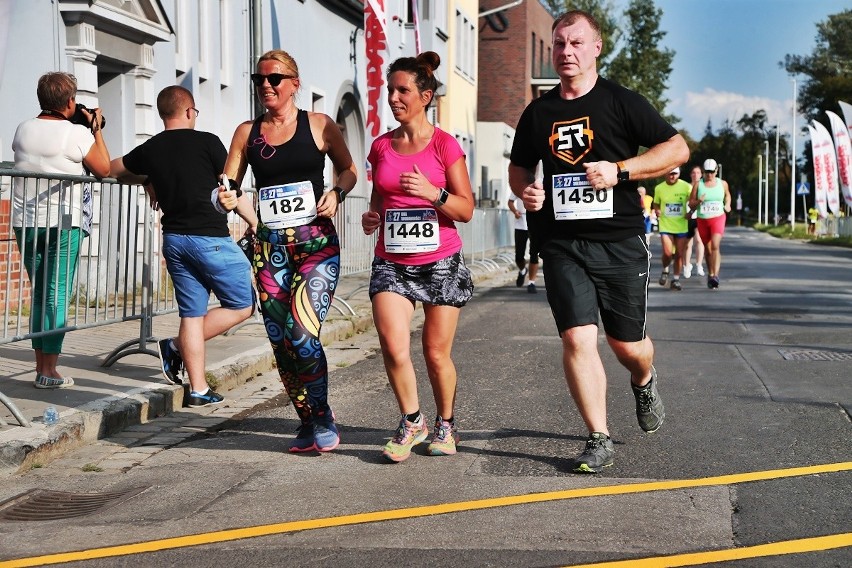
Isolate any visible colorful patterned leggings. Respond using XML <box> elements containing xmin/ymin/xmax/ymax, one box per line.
<box><xmin>254</xmin><ymin>218</ymin><xmax>340</xmax><ymax>425</ymax></box>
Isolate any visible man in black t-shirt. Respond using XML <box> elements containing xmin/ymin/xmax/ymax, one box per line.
<box><xmin>110</xmin><ymin>86</ymin><xmax>257</xmax><ymax>408</ymax></box>
<box><xmin>508</xmin><ymin>10</ymin><xmax>689</xmax><ymax>474</ymax></box>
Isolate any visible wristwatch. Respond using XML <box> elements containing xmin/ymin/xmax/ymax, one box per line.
<box><xmin>433</xmin><ymin>187</ymin><xmax>449</xmax><ymax>207</ymax></box>
<box><xmin>616</xmin><ymin>161</ymin><xmax>630</xmax><ymax>182</ymax></box>
<box><xmin>333</xmin><ymin>186</ymin><xmax>347</xmax><ymax>202</ymax></box>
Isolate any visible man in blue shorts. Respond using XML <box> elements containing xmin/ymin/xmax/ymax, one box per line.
<box><xmin>653</xmin><ymin>167</ymin><xmax>692</xmax><ymax>291</ymax></box>
<box><xmin>110</xmin><ymin>86</ymin><xmax>256</xmax><ymax>407</ymax></box>
<box><xmin>508</xmin><ymin>10</ymin><xmax>689</xmax><ymax>473</ymax></box>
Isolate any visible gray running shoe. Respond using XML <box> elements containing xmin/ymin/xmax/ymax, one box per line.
<box><xmin>670</xmin><ymin>279</ymin><xmax>682</xmax><ymax>291</ymax></box>
<box><xmin>658</xmin><ymin>271</ymin><xmax>669</xmax><ymax>286</ymax></box>
<box><xmin>632</xmin><ymin>366</ymin><xmax>665</xmax><ymax>433</ymax></box>
<box><xmin>573</xmin><ymin>432</ymin><xmax>614</xmax><ymax>473</ymax></box>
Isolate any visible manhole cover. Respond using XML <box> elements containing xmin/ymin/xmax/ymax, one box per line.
<box><xmin>778</xmin><ymin>349</ymin><xmax>852</xmax><ymax>361</ymax></box>
<box><xmin>0</xmin><ymin>487</ymin><xmax>147</xmax><ymax>521</ymax></box>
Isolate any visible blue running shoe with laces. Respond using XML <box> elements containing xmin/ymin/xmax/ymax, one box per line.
<box><xmin>289</xmin><ymin>422</ymin><xmax>316</xmax><ymax>453</ymax></box>
<box><xmin>187</xmin><ymin>389</ymin><xmax>224</xmax><ymax>408</ymax></box>
<box><xmin>313</xmin><ymin>409</ymin><xmax>339</xmax><ymax>452</ymax></box>
<box><xmin>157</xmin><ymin>338</ymin><xmax>184</xmax><ymax>385</ymax></box>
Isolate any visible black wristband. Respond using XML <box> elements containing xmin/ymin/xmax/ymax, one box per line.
<box><xmin>333</xmin><ymin>186</ymin><xmax>347</xmax><ymax>202</ymax></box>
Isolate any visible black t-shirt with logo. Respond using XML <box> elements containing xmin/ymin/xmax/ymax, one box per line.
<box><xmin>510</xmin><ymin>77</ymin><xmax>677</xmax><ymax>242</ymax></box>
<box><xmin>122</xmin><ymin>129</ymin><xmax>229</xmax><ymax>237</ymax></box>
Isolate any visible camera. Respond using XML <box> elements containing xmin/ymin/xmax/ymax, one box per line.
<box><xmin>70</xmin><ymin>103</ymin><xmax>106</xmax><ymax>130</ymax></box>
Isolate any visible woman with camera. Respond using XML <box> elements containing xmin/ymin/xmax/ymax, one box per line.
<box><xmin>11</xmin><ymin>71</ymin><xmax>110</xmax><ymax>388</ymax></box>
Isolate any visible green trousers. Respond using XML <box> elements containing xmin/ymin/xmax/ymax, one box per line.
<box><xmin>14</xmin><ymin>227</ymin><xmax>83</xmax><ymax>354</ymax></box>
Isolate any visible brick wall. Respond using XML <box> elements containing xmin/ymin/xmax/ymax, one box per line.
<box><xmin>478</xmin><ymin>0</ymin><xmax>554</xmax><ymax>129</ymax></box>
<box><xmin>0</xmin><ymin>197</ymin><xmax>30</xmax><ymax>315</ymax></box>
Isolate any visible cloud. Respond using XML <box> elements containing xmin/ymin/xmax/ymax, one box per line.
<box><xmin>674</xmin><ymin>88</ymin><xmax>794</xmax><ymax>138</ymax></box>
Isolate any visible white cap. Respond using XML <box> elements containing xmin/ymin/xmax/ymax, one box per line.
<box><xmin>670</xmin><ymin>167</ymin><xmax>680</xmax><ymax>175</ymax></box>
<box><xmin>703</xmin><ymin>158</ymin><xmax>718</xmax><ymax>172</ymax></box>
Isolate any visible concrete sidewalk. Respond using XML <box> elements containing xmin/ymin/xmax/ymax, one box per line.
<box><xmin>0</xmin><ymin>260</ymin><xmax>515</xmax><ymax>475</ymax></box>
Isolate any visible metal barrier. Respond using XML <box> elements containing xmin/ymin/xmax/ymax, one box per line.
<box><xmin>0</xmin><ymin>168</ymin><xmax>512</xmax><ymax>425</ymax></box>
<box><xmin>816</xmin><ymin>216</ymin><xmax>852</xmax><ymax>238</ymax></box>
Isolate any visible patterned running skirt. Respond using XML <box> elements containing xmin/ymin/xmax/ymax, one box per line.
<box><xmin>369</xmin><ymin>252</ymin><xmax>474</xmax><ymax>307</ymax></box>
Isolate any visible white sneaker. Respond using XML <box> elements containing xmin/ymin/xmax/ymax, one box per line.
<box><xmin>683</xmin><ymin>263</ymin><xmax>693</xmax><ymax>279</ymax></box>
<box><xmin>696</xmin><ymin>265</ymin><xmax>706</xmax><ymax>276</ymax></box>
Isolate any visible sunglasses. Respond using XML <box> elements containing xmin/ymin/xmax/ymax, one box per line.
<box><xmin>250</xmin><ymin>73</ymin><xmax>296</xmax><ymax>87</ymax></box>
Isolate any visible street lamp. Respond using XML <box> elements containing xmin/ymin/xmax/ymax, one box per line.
<box><xmin>764</xmin><ymin>140</ymin><xmax>770</xmax><ymax>226</ymax></box>
<box><xmin>790</xmin><ymin>77</ymin><xmax>797</xmax><ymax>230</ymax></box>
<box><xmin>757</xmin><ymin>154</ymin><xmax>763</xmax><ymax>224</ymax></box>
<box><xmin>774</xmin><ymin>126</ymin><xmax>780</xmax><ymax>225</ymax></box>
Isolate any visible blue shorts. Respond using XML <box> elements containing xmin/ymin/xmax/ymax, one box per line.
<box><xmin>162</xmin><ymin>234</ymin><xmax>255</xmax><ymax>318</ymax></box>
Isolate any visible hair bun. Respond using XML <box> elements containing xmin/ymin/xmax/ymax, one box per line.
<box><xmin>415</xmin><ymin>51</ymin><xmax>441</xmax><ymax>71</ymax></box>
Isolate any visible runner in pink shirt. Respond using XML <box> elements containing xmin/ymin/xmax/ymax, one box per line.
<box><xmin>361</xmin><ymin>51</ymin><xmax>475</xmax><ymax>463</ymax></box>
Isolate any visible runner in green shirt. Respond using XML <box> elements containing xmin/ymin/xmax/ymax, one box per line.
<box><xmin>652</xmin><ymin>167</ymin><xmax>691</xmax><ymax>291</ymax></box>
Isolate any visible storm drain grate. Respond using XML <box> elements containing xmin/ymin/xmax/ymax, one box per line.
<box><xmin>0</xmin><ymin>486</ymin><xmax>147</xmax><ymax>521</ymax></box>
<box><xmin>778</xmin><ymin>349</ymin><xmax>852</xmax><ymax>361</ymax></box>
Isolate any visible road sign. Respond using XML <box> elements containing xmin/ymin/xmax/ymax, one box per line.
<box><xmin>796</xmin><ymin>182</ymin><xmax>810</xmax><ymax>196</ymax></box>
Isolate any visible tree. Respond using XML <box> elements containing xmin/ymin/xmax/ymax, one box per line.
<box><xmin>686</xmin><ymin>111</ymin><xmax>792</xmax><ymax>218</ymax></box>
<box><xmin>781</xmin><ymin>9</ymin><xmax>851</xmax><ymax>219</ymax></box>
<box><xmin>541</xmin><ymin>0</ymin><xmax>621</xmax><ymax>70</ymax></box>
<box><xmin>605</xmin><ymin>0</ymin><xmax>677</xmax><ymax>124</ymax></box>
<box><xmin>783</xmin><ymin>9</ymin><xmax>852</xmax><ymax>125</ymax></box>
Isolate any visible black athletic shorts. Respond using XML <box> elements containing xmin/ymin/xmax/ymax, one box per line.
<box><xmin>687</xmin><ymin>217</ymin><xmax>697</xmax><ymax>239</ymax></box>
<box><xmin>540</xmin><ymin>235</ymin><xmax>650</xmax><ymax>342</ymax></box>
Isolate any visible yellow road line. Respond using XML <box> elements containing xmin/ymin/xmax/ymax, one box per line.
<box><xmin>562</xmin><ymin>532</ymin><xmax>852</xmax><ymax>567</ymax></box>
<box><xmin>1</xmin><ymin>461</ymin><xmax>849</xmax><ymax>568</ymax></box>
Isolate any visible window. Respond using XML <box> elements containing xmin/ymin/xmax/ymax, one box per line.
<box><xmin>197</xmin><ymin>1</ymin><xmax>208</xmax><ymax>80</ymax></box>
<box><xmin>432</xmin><ymin>0</ymin><xmax>448</xmax><ymax>36</ymax></box>
<box><xmin>175</xmin><ymin>0</ymin><xmax>187</xmax><ymax>73</ymax></box>
<box><xmin>219</xmin><ymin>0</ymin><xmax>229</xmax><ymax>84</ymax></box>
<box><xmin>454</xmin><ymin>8</ymin><xmax>475</xmax><ymax>81</ymax></box>
<box><xmin>531</xmin><ymin>32</ymin><xmax>536</xmax><ymax>76</ymax></box>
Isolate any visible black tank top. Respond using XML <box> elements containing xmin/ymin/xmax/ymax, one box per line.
<box><xmin>247</xmin><ymin>110</ymin><xmax>325</xmax><ymax>201</ymax></box>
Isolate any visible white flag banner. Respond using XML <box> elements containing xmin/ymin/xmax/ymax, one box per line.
<box><xmin>808</xmin><ymin>124</ymin><xmax>828</xmax><ymax>218</ymax></box>
<box><xmin>839</xmin><ymin>101</ymin><xmax>852</xmax><ymax>132</ymax></box>
<box><xmin>826</xmin><ymin>110</ymin><xmax>852</xmax><ymax>207</ymax></box>
<box><xmin>811</xmin><ymin>120</ymin><xmax>840</xmax><ymax>215</ymax></box>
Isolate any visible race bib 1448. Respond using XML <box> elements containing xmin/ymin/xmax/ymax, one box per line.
<box><xmin>383</xmin><ymin>208</ymin><xmax>440</xmax><ymax>253</ymax></box>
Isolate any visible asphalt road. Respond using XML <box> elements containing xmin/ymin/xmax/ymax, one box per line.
<box><xmin>0</xmin><ymin>227</ymin><xmax>850</xmax><ymax>568</ymax></box>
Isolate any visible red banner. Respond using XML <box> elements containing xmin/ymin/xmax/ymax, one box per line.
<box><xmin>365</xmin><ymin>0</ymin><xmax>388</xmax><ymax>140</ymax></box>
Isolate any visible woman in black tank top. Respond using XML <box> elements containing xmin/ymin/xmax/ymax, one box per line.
<box><xmin>218</xmin><ymin>50</ymin><xmax>357</xmax><ymax>454</ymax></box>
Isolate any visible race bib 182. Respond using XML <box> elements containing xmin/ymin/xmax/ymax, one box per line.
<box><xmin>258</xmin><ymin>181</ymin><xmax>317</xmax><ymax>229</ymax></box>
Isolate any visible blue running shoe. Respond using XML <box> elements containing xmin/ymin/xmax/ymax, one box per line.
<box><xmin>289</xmin><ymin>423</ymin><xmax>316</xmax><ymax>453</ymax></box>
<box><xmin>157</xmin><ymin>338</ymin><xmax>184</xmax><ymax>385</ymax></box>
<box><xmin>313</xmin><ymin>409</ymin><xmax>339</xmax><ymax>452</ymax></box>
<box><xmin>187</xmin><ymin>389</ymin><xmax>224</xmax><ymax>408</ymax></box>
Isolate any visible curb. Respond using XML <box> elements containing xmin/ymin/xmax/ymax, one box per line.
<box><xmin>0</xmin><ymin>264</ymin><xmax>514</xmax><ymax>476</ymax></box>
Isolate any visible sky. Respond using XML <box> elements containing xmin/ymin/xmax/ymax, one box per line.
<box><xmin>614</xmin><ymin>0</ymin><xmax>849</xmax><ymax>140</ymax></box>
